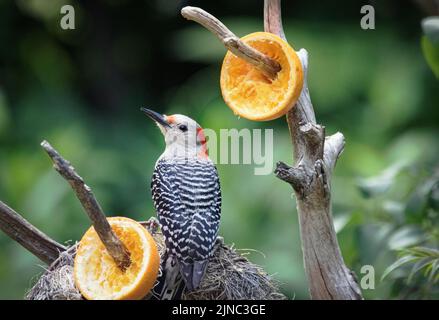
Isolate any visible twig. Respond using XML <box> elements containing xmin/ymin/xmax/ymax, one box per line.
<box><xmin>40</xmin><ymin>140</ymin><xmax>131</xmax><ymax>271</ymax></box>
<box><xmin>0</xmin><ymin>200</ymin><xmax>66</xmax><ymax>264</ymax></box>
<box><xmin>266</xmin><ymin>0</ymin><xmax>363</xmax><ymax>299</ymax></box>
<box><xmin>324</xmin><ymin>132</ymin><xmax>345</xmax><ymax>173</ymax></box>
<box><xmin>181</xmin><ymin>6</ymin><xmax>281</xmax><ymax>79</ymax></box>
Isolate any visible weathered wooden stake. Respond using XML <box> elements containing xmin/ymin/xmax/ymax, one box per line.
<box><xmin>41</xmin><ymin>140</ymin><xmax>131</xmax><ymax>271</ymax></box>
<box><xmin>265</xmin><ymin>0</ymin><xmax>363</xmax><ymax>299</ymax></box>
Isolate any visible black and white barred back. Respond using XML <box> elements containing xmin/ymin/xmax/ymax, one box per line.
<box><xmin>151</xmin><ymin>158</ymin><xmax>221</xmax><ymax>296</ymax></box>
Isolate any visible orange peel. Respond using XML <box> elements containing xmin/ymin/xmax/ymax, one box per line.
<box><xmin>74</xmin><ymin>217</ymin><xmax>160</xmax><ymax>300</ymax></box>
<box><xmin>220</xmin><ymin>32</ymin><xmax>303</xmax><ymax>121</ymax></box>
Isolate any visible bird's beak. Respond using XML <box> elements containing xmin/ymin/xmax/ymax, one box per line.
<box><xmin>141</xmin><ymin>108</ymin><xmax>171</xmax><ymax>128</ymax></box>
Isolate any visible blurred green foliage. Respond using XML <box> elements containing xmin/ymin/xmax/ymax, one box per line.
<box><xmin>0</xmin><ymin>0</ymin><xmax>438</xmax><ymax>299</ymax></box>
<box><xmin>382</xmin><ymin>246</ymin><xmax>439</xmax><ymax>298</ymax></box>
<box><xmin>421</xmin><ymin>17</ymin><xmax>439</xmax><ymax>78</ymax></box>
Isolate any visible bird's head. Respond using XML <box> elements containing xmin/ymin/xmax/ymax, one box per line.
<box><xmin>141</xmin><ymin>108</ymin><xmax>208</xmax><ymax>160</ymax></box>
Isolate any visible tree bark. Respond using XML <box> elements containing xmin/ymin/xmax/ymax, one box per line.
<box><xmin>266</xmin><ymin>0</ymin><xmax>363</xmax><ymax>299</ymax></box>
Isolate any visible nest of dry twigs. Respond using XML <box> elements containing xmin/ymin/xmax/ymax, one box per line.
<box><xmin>26</xmin><ymin>221</ymin><xmax>286</xmax><ymax>300</ymax></box>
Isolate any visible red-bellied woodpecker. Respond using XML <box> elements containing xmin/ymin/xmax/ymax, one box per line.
<box><xmin>142</xmin><ymin>108</ymin><xmax>221</xmax><ymax>299</ymax></box>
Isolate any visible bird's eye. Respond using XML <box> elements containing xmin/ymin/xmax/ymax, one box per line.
<box><xmin>178</xmin><ymin>124</ymin><xmax>188</xmax><ymax>132</ymax></box>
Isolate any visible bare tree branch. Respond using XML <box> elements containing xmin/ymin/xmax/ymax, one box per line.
<box><xmin>324</xmin><ymin>132</ymin><xmax>345</xmax><ymax>173</ymax></box>
<box><xmin>266</xmin><ymin>0</ymin><xmax>362</xmax><ymax>299</ymax></box>
<box><xmin>40</xmin><ymin>140</ymin><xmax>131</xmax><ymax>271</ymax></box>
<box><xmin>0</xmin><ymin>200</ymin><xmax>66</xmax><ymax>264</ymax></box>
<box><xmin>181</xmin><ymin>6</ymin><xmax>281</xmax><ymax>79</ymax></box>
<box><xmin>275</xmin><ymin>161</ymin><xmax>307</xmax><ymax>190</ymax></box>
<box><xmin>264</xmin><ymin>0</ymin><xmax>286</xmax><ymax>39</ymax></box>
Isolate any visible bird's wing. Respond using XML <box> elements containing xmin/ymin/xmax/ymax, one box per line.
<box><xmin>151</xmin><ymin>160</ymin><xmax>185</xmax><ymax>256</ymax></box>
<box><xmin>178</xmin><ymin>161</ymin><xmax>221</xmax><ymax>290</ymax></box>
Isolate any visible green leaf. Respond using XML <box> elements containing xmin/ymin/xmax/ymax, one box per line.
<box><xmin>421</xmin><ymin>36</ymin><xmax>439</xmax><ymax>78</ymax></box>
<box><xmin>383</xmin><ymin>247</ymin><xmax>439</xmax><ymax>284</ymax></box>
<box><xmin>381</xmin><ymin>254</ymin><xmax>419</xmax><ymax>281</ymax></box>
<box><xmin>422</xmin><ymin>17</ymin><xmax>439</xmax><ymax>44</ymax></box>
<box><xmin>357</xmin><ymin>162</ymin><xmax>405</xmax><ymax>198</ymax></box>
<box><xmin>407</xmin><ymin>257</ymin><xmax>433</xmax><ymax>284</ymax></box>
<box><xmin>407</xmin><ymin>246</ymin><xmax>439</xmax><ymax>258</ymax></box>
<box><xmin>428</xmin><ymin>260</ymin><xmax>439</xmax><ymax>283</ymax></box>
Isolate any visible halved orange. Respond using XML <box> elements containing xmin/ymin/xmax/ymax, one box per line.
<box><xmin>220</xmin><ymin>32</ymin><xmax>303</xmax><ymax>121</ymax></box>
<box><xmin>74</xmin><ymin>217</ymin><xmax>160</xmax><ymax>300</ymax></box>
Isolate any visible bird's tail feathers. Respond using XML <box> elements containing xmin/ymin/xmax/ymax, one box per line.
<box><xmin>180</xmin><ymin>260</ymin><xmax>209</xmax><ymax>291</ymax></box>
